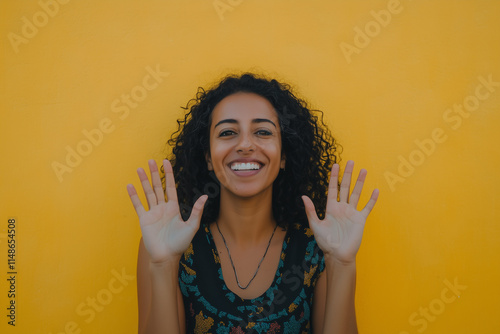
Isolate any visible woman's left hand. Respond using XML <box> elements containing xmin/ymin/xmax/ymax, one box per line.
<box><xmin>302</xmin><ymin>160</ymin><xmax>379</xmax><ymax>265</ymax></box>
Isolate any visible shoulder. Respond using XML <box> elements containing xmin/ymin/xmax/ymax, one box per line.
<box><xmin>287</xmin><ymin>222</ymin><xmax>320</xmax><ymax>251</ymax></box>
<box><xmin>178</xmin><ymin>225</ymin><xmax>213</xmax><ymax>289</ymax></box>
<box><xmin>286</xmin><ymin>222</ymin><xmax>325</xmax><ymax>286</ymax></box>
<box><xmin>179</xmin><ymin>224</ymin><xmax>222</xmax><ymax>275</ymax></box>
<box><xmin>180</xmin><ymin>224</ymin><xmax>211</xmax><ymax>264</ymax></box>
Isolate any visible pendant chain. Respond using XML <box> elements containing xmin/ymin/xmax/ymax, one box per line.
<box><xmin>215</xmin><ymin>221</ymin><xmax>278</xmax><ymax>290</ymax></box>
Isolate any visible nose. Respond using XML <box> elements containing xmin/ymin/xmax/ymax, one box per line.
<box><xmin>236</xmin><ymin>132</ymin><xmax>255</xmax><ymax>153</ymax></box>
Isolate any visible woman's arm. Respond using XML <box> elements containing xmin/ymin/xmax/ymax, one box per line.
<box><xmin>146</xmin><ymin>258</ymin><xmax>181</xmax><ymax>333</ymax></box>
<box><xmin>128</xmin><ymin>160</ymin><xmax>207</xmax><ymax>334</ymax></box>
<box><xmin>312</xmin><ymin>271</ymin><xmax>327</xmax><ymax>334</ymax></box>
<box><xmin>303</xmin><ymin>160</ymin><xmax>378</xmax><ymax>334</ymax></box>
<box><xmin>137</xmin><ymin>238</ymin><xmax>186</xmax><ymax>334</ymax></box>
<box><xmin>312</xmin><ymin>260</ymin><xmax>357</xmax><ymax>334</ymax></box>
<box><xmin>322</xmin><ymin>259</ymin><xmax>357</xmax><ymax>334</ymax></box>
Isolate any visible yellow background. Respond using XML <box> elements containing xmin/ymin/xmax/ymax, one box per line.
<box><xmin>1</xmin><ymin>0</ymin><xmax>499</xmax><ymax>333</ymax></box>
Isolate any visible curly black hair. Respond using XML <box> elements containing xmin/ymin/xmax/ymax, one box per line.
<box><xmin>164</xmin><ymin>73</ymin><xmax>341</xmax><ymax>229</ymax></box>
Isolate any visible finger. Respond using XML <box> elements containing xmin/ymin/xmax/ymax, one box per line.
<box><xmin>361</xmin><ymin>188</ymin><xmax>379</xmax><ymax>217</ymax></box>
<box><xmin>326</xmin><ymin>164</ymin><xmax>340</xmax><ymax>213</ymax></box>
<box><xmin>301</xmin><ymin>195</ymin><xmax>320</xmax><ymax>225</ymax></box>
<box><xmin>137</xmin><ymin>167</ymin><xmax>157</xmax><ymax>209</ymax></box>
<box><xmin>148</xmin><ymin>159</ymin><xmax>165</xmax><ymax>203</ymax></box>
<box><xmin>349</xmin><ymin>168</ymin><xmax>367</xmax><ymax>208</ymax></box>
<box><xmin>187</xmin><ymin>195</ymin><xmax>208</xmax><ymax>228</ymax></box>
<box><xmin>339</xmin><ymin>160</ymin><xmax>354</xmax><ymax>203</ymax></box>
<box><xmin>164</xmin><ymin>159</ymin><xmax>179</xmax><ymax>203</ymax></box>
<box><xmin>126</xmin><ymin>184</ymin><xmax>146</xmax><ymax>216</ymax></box>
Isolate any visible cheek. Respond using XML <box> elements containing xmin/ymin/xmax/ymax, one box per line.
<box><xmin>209</xmin><ymin>142</ymin><xmax>230</xmax><ymax>168</ymax></box>
<box><xmin>261</xmin><ymin>141</ymin><xmax>282</xmax><ymax>159</ymax></box>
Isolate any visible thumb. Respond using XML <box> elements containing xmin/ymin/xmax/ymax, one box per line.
<box><xmin>301</xmin><ymin>195</ymin><xmax>319</xmax><ymax>225</ymax></box>
<box><xmin>187</xmin><ymin>195</ymin><xmax>209</xmax><ymax>228</ymax></box>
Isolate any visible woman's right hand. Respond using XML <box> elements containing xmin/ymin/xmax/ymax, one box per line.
<box><xmin>127</xmin><ymin>159</ymin><xmax>208</xmax><ymax>264</ymax></box>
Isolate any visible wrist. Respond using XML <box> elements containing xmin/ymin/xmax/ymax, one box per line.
<box><xmin>149</xmin><ymin>256</ymin><xmax>181</xmax><ymax>271</ymax></box>
<box><xmin>324</xmin><ymin>253</ymin><xmax>357</xmax><ymax>269</ymax></box>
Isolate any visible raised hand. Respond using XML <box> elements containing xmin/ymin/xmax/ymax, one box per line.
<box><xmin>302</xmin><ymin>160</ymin><xmax>379</xmax><ymax>265</ymax></box>
<box><xmin>127</xmin><ymin>159</ymin><xmax>208</xmax><ymax>264</ymax></box>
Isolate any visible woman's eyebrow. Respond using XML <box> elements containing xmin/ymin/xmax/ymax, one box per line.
<box><xmin>214</xmin><ymin>118</ymin><xmax>277</xmax><ymax>128</ymax></box>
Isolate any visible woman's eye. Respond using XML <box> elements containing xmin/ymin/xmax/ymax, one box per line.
<box><xmin>219</xmin><ymin>130</ymin><xmax>236</xmax><ymax>137</ymax></box>
<box><xmin>256</xmin><ymin>130</ymin><xmax>272</xmax><ymax>136</ymax></box>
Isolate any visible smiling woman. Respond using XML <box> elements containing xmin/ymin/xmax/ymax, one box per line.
<box><xmin>206</xmin><ymin>92</ymin><xmax>285</xmax><ymax>198</ymax></box>
<box><xmin>126</xmin><ymin>73</ymin><xmax>379</xmax><ymax>334</ymax></box>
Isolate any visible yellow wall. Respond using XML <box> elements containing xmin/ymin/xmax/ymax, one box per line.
<box><xmin>1</xmin><ymin>0</ymin><xmax>499</xmax><ymax>333</ymax></box>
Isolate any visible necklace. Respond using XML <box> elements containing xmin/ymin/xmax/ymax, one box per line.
<box><xmin>215</xmin><ymin>221</ymin><xmax>278</xmax><ymax>290</ymax></box>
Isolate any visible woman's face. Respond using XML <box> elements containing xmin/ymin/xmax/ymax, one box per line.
<box><xmin>206</xmin><ymin>92</ymin><xmax>286</xmax><ymax>199</ymax></box>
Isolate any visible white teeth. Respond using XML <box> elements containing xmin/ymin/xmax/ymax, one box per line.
<box><xmin>230</xmin><ymin>162</ymin><xmax>261</xmax><ymax>171</ymax></box>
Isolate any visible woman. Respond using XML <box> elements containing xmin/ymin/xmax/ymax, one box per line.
<box><xmin>127</xmin><ymin>73</ymin><xmax>379</xmax><ymax>334</ymax></box>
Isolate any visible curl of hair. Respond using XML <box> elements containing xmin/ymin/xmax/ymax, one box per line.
<box><xmin>165</xmin><ymin>73</ymin><xmax>341</xmax><ymax>229</ymax></box>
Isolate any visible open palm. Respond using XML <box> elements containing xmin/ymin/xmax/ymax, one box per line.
<box><xmin>302</xmin><ymin>160</ymin><xmax>379</xmax><ymax>264</ymax></box>
<box><xmin>127</xmin><ymin>159</ymin><xmax>207</xmax><ymax>263</ymax></box>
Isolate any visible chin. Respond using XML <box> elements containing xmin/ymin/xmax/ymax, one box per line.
<box><xmin>223</xmin><ymin>185</ymin><xmax>273</xmax><ymax>199</ymax></box>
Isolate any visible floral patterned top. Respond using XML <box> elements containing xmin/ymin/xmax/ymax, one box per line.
<box><xmin>178</xmin><ymin>222</ymin><xmax>325</xmax><ymax>333</ymax></box>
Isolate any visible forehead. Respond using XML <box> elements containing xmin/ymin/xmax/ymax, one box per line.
<box><xmin>211</xmin><ymin>92</ymin><xmax>278</xmax><ymax>124</ymax></box>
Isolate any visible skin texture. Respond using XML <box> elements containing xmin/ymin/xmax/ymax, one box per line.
<box><xmin>129</xmin><ymin>92</ymin><xmax>379</xmax><ymax>334</ymax></box>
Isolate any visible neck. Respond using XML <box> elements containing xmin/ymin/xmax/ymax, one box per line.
<box><xmin>216</xmin><ymin>187</ymin><xmax>277</xmax><ymax>247</ymax></box>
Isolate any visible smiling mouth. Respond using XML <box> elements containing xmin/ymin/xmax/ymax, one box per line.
<box><xmin>230</xmin><ymin>162</ymin><xmax>262</xmax><ymax>171</ymax></box>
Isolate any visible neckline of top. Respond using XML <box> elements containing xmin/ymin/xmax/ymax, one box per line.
<box><xmin>205</xmin><ymin>224</ymin><xmax>290</xmax><ymax>303</ymax></box>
